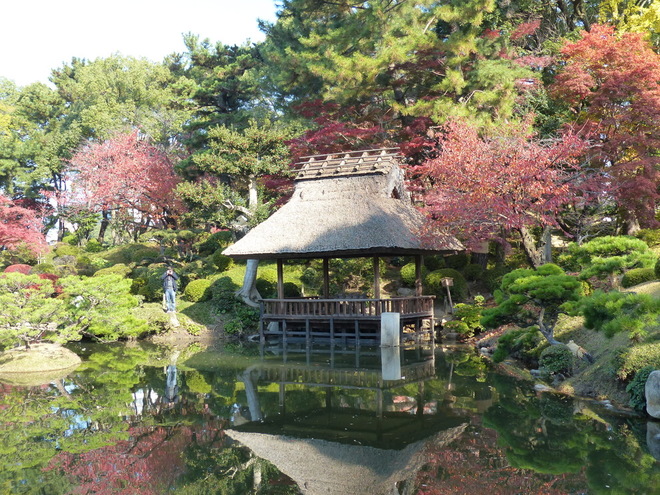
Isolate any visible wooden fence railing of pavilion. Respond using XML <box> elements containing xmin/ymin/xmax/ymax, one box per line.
<box><xmin>261</xmin><ymin>296</ymin><xmax>435</xmax><ymax>320</ymax></box>
<box><xmin>259</xmin><ymin>296</ymin><xmax>435</xmax><ymax>345</ymax></box>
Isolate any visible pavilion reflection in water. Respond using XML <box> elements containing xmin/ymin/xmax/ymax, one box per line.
<box><xmin>226</xmin><ymin>343</ymin><xmax>469</xmax><ymax>495</ymax></box>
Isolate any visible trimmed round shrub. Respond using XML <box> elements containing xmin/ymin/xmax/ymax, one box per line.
<box><xmin>425</xmin><ymin>268</ymin><xmax>468</xmax><ymax>302</ymax></box>
<box><xmin>539</xmin><ymin>344</ymin><xmax>574</xmax><ymax>377</ymax></box>
<box><xmin>626</xmin><ymin>365</ymin><xmax>656</xmax><ymax>412</ymax></box>
<box><xmin>93</xmin><ymin>263</ymin><xmax>132</xmax><ymax>277</ymax></box>
<box><xmin>256</xmin><ymin>278</ymin><xmax>276</xmax><ymax>298</ymax></box>
<box><xmin>622</xmin><ymin>267</ymin><xmax>656</xmax><ymax>288</ymax></box>
<box><xmin>400</xmin><ymin>262</ymin><xmax>428</xmax><ymax>288</ymax></box>
<box><xmin>184</xmin><ymin>278</ymin><xmax>213</xmax><ymax>302</ymax></box>
<box><xmin>283</xmin><ymin>282</ymin><xmax>302</xmax><ymax>297</ymax></box>
<box><xmin>212</xmin><ymin>250</ymin><xmax>233</xmax><ymax>272</ymax></box>
<box><xmin>4</xmin><ymin>264</ymin><xmax>32</xmax><ymax>274</ymax></box>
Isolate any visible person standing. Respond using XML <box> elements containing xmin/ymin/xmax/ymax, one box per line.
<box><xmin>162</xmin><ymin>267</ymin><xmax>179</xmax><ymax>313</ymax></box>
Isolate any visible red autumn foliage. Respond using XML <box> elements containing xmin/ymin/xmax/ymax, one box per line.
<box><xmin>415</xmin><ymin>422</ymin><xmax>587</xmax><ymax>494</ymax></box>
<box><xmin>0</xmin><ymin>195</ymin><xmax>47</xmax><ymax>254</ymax></box>
<box><xmin>551</xmin><ymin>24</ymin><xmax>660</xmax><ymax>230</ymax></box>
<box><xmin>48</xmin><ymin>422</ymin><xmax>226</xmax><ymax>495</ymax></box>
<box><xmin>67</xmin><ymin>131</ymin><xmax>183</xmax><ymax>223</ymax></box>
<box><xmin>4</xmin><ymin>264</ymin><xmax>32</xmax><ymax>274</ymax></box>
<box><xmin>410</xmin><ymin>119</ymin><xmax>590</xmax><ymax>249</ymax></box>
<box><xmin>288</xmin><ymin>100</ymin><xmax>392</xmax><ymax>162</ymax></box>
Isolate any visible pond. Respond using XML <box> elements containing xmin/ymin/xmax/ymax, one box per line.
<box><xmin>0</xmin><ymin>341</ymin><xmax>658</xmax><ymax>494</ymax></box>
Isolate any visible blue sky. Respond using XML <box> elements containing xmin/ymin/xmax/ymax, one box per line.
<box><xmin>1</xmin><ymin>0</ymin><xmax>278</xmax><ymax>86</ymax></box>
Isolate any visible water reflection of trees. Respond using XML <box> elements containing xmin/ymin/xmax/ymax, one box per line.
<box><xmin>482</xmin><ymin>375</ymin><xmax>660</xmax><ymax>495</ymax></box>
<box><xmin>0</xmin><ymin>343</ymin><xmax>300</xmax><ymax>494</ymax></box>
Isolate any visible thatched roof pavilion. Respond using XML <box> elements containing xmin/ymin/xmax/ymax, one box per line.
<box><xmin>223</xmin><ymin>148</ymin><xmax>461</xmax><ymax>259</ymax></box>
<box><xmin>222</xmin><ymin>148</ymin><xmax>462</xmax><ymax>344</ymax></box>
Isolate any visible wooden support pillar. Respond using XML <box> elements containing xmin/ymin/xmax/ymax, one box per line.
<box><xmin>373</xmin><ymin>256</ymin><xmax>381</xmax><ymax>300</ymax></box>
<box><xmin>415</xmin><ymin>255</ymin><xmax>423</xmax><ymax>297</ymax></box>
<box><xmin>277</xmin><ymin>259</ymin><xmax>284</xmax><ymax>299</ymax></box>
<box><xmin>323</xmin><ymin>258</ymin><xmax>330</xmax><ymax>298</ymax></box>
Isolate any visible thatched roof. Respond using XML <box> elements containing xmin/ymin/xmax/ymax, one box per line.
<box><xmin>223</xmin><ymin>149</ymin><xmax>461</xmax><ymax>260</ymax></box>
<box><xmin>226</xmin><ymin>424</ymin><xmax>467</xmax><ymax>495</ymax></box>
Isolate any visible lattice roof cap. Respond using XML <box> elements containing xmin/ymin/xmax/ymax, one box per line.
<box><xmin>295</xmin><ymin>148</ymin><xmax>400</xmax><ymax>181</ymax></box>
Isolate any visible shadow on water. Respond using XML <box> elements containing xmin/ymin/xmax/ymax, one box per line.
<box><xmin>0</xmin><ymin>340</ymin><xmax>658</xmax><ymax>494</ymax></box>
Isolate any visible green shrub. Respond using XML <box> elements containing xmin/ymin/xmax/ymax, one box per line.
<box><xmin>300</xmin><ymin>267</ymin><xmax>322</xmax><ymax>291</ymax></box>
<box><xmin>184</xmin><ymin>278</ymin><xmax>213</xmax><ymax>302</ymax></box>
<box><xmin>196</xmin><ymin>230</ymin><xmax>233</xmax><ymax>255</ymax></box>
<box><xmin>445</xmin><ymin>296</ymin><xmax>485</xmax><ymax>338</ymax></box>
<box><xmin>655</xmin><ymin>257</ymin><xmax>660</xmax><ymax>279</ymax></box>
<box><xmin>622</xmin><ymin>267</ymin><xmax>656</xmax><ymax>288</ymax></box>
<box><xmin>492</xmin><ymin>327</ymin><xmax>544</xmax><ymax>364</ymax></box>
<box><xmin>463</xmin><ymin>263</ymin><xmax>484</xmax><ymax>281</ymax></box>
<box><xmin>578</xmin><ymin>290</ymin><xmax>660</xmax><ymax>340</ymax></box>
<box><xmin>283</xmin><ymin>282</ymin><xmax>302</xmax><ymax>297</ymax></box>
<box><xmin>212</xmin><ymin>250</ymin><xmax>233</xmax><ymax>272</ymax></box>
<box><xmin>210</xmin><ymin>277</ymin><xmax>240</xmax><ymax>312</ymax></box>
<box><xmin>484</xmin><ymin>265</ymin><xmax>509</xmax><ymax>292</ymax></box>
<box><xmin>54</xmin><ymin>243</ymin><xmax>79</xmax><ymax>257</ymax></box>
<box><xmin>400</xmin><ymin>262</ymin><xmax>428</xmax><ymax>288</ymax></box>
<box><xmin>31</xmin><ymin>263</ymin><xmax>56</xmax><ymax>275</ymax></box>
<box><xmin>93</xmin><ymin>263</ymin><xmax>132</xmax><ymax>277</ymax></box>
<box><xmin>224</xmin><ymin>305</ymin><xmax>260</xmax><ymax>336</ymax></box>
<box><xmin>256</xmin><ymin>278</ymin><xmax>276</xmax><ymax>298</ymax></box>
<box><xmin>615</xmin><ymin>343</ymin><xmax>660</xmax><ymax>380</ymax></box>
<box><xmin>566</xmin><ymin>235</ymin><xmax>656</xmax><ymax>282</ymax></box>
<box><xmin>444</xmin><ymin>252</ymin><xmax>469</xmax><ymax>270</ymax></box>
<box><xmin>84</xmin><ymin>238</ymin><xmax>104</xmax><ymax>253</ymax></box>
<box><xmin>539</xmin><ymin>344</ymin><xmax>574</xmax><ymax>377</ymax></box>
<box><xmin>636</xmin><ymin>229</ymin><xmax>660</xmax><ymax>247</ymax></box>
<box><xmin>626</xmin><ymin>365</ymin><xmax>656</xmax><ymax>412</ymax></box>
<box><xmin>61</xmin><ymin>233</ymin><xmax>77</xmax><ymax>246</ymax></box>
<box><xmin>424</xmin><ymin>255</ymin><xmax>445</xmax><ymax>272</ymax></box>
<box><xmin>425</xmin><ymin>268</ymin><xmax>468</xmax><ymax>302</ymax></box>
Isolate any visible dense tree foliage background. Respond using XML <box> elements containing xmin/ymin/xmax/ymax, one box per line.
<box><xmin>1</xmin><ymin>0</ymin><xmax>660</xmax><ymax>254</ymax></box>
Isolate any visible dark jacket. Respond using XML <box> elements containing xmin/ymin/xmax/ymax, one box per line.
<box><xmin>161</xmin><ymin>270</ymin><xmax>179</xmax><ymax>291</ymax></box>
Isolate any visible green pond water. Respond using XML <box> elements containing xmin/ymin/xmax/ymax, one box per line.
<box><xmin>0</xmin><ymin>341</ymin><xmax>658</xmax><ymax>494</ymax></box>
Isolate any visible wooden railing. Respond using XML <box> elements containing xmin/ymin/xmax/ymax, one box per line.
<box><xmin>261</xmin><ymin>296</ymin><xmax>434</xmax><ymax>319</ymax></box>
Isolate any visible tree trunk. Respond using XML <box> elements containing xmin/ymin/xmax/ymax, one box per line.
<box><xmin>248</xmin><ymin>175</ymin><xmax>258</xmax><ymax>211</ymax></box>
<box><xmin>97</xmin><ymin>209</ymin><xmax>111</xmax><ymax>244</ymax></box>
<box><xmin>518</xmin><ymin>225</ymin><xmax>544</xmax><ymax>268</ymax></box>
<box><xmin>236</xmin><ymin>259</ymin><xmax>262</xmax><ymax>307</ymax></box>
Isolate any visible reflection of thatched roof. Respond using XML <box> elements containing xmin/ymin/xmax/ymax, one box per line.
<box><xmin>223</xmin><ymin>149</ymin><xmax>462</xmax><ymax>260</ymax></box>
<box><xmin>226</xmin><ymin>424</ymin><xmax>467</xmax><ymax>495</ymax></box>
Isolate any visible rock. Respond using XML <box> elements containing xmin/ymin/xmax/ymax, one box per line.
<box><xmin>396</xmin><ymin>287</ymin><xmax>415</xmax><ymax>297</ymax></box>
<box><xmin>645</xmin><ymin>370</ymin><xmax>660</xmax><ymax>419</ymax></box>
<box><xmin>647</xmin><ymin>421</ymin><xmax>660</xmax><ymax>461</ymax></box>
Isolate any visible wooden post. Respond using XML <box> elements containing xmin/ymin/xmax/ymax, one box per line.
<box><xmin>323</xmin><ymin>258</ymin><xmax>330</xmax><ymax>298</ymax></box>
<box><xmin>415</xmin><ymin>255</ymin><xmax>423</xmax><ymax>297</ymax></box>
<box><xmin>277</xmin><ymin>259</ymin><xmax>284</xmax><ymax>299</ymax></box>
<box><xmin>373</xmin><ymin>256</ymin><xmax>381</xmax><ymax>300</ymax></box>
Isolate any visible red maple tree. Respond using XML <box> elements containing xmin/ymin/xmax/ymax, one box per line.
<box><xmin>0</xmin><ymin>195</ymin><xmax>47</xmax><ymax>254</ymax></box>
<box><xmin>66</xmin><ymin>131</ymin><xmax>183</xmax><ymax>238</ymax></box>
<box><xmin>411</xmin><ymin>119</ymin><xmax>590</xmax><ymax>266</ymax></box>
<box><xmin>551</xmin><ymin>24</ymin><xmax>660</xmax><ymax>232</ymax></box>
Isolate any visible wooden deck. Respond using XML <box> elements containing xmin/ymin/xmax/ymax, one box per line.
<box><xmin>259</xmin><ymin>296</ymin><xmax>435</xmax><ymax>345</ymax></box>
